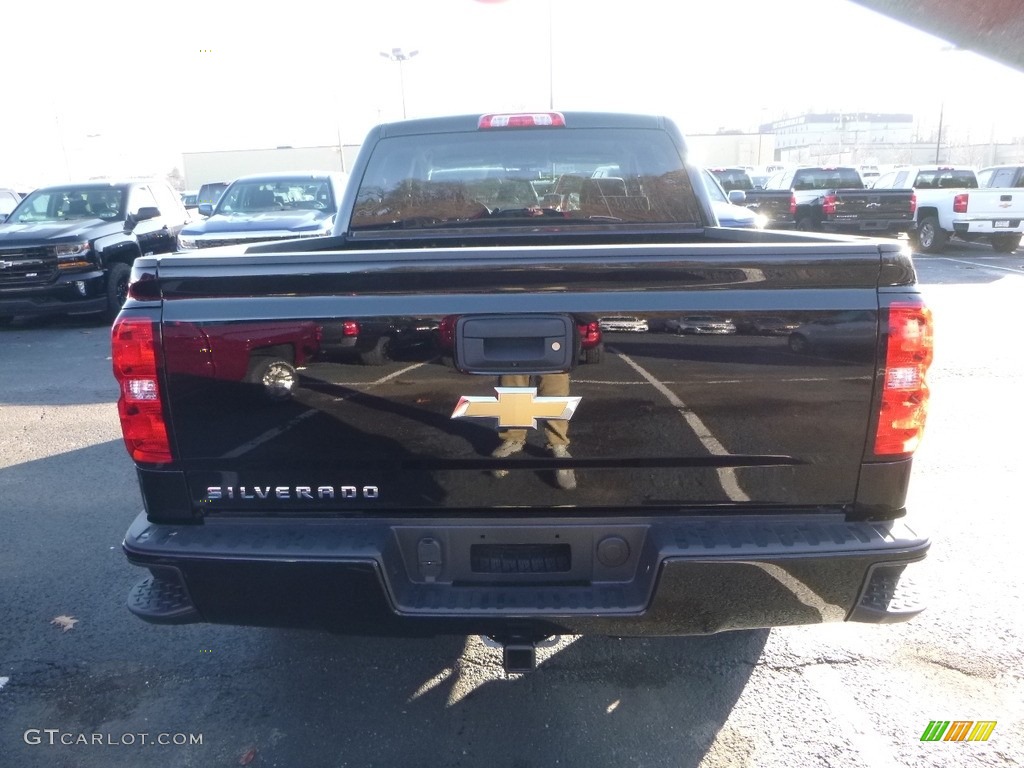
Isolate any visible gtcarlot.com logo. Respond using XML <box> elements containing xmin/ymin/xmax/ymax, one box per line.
<box><xmin>24</xmin><ymin>729</ymin><xmax>203</xmax><ymax>746</ymax></box>
<box><xmin>920</xmin><ymin>721</ymin><xmax>997</xmax><ymax>742</ymax></box>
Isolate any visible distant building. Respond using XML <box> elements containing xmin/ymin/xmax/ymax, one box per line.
<box><xmin>684</xmin><ymin>111</ymin><xmax>1024</xmax><ymax>170</ymax></box>
<box><xmin>685</xmin><ymin>133</ymin><xmax>777</xmax><ymax>168</ymax></box>
<box><xmin>182</xmin><ymin>145</ymin><xmax>362</xmax><ymax>189</ymax></box>
<box><xmin>765</xmin><ymin>113</ymin><xmax>915</xmax><ymax>152</ymax></box>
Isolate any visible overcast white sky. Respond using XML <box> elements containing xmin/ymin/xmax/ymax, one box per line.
<box><xmin>3</xmin><ymin>0</ymin><xmax>1024</xmax><ymax>186</ymax></box>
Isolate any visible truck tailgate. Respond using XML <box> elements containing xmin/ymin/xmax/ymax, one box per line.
<box><xmin>831</xmin><ymin>189</ymin><xmax>915</xmax><ymax>228</ymax></box>
<box><xmin>958</xmin><ymin>188</ymin><xmax>1024</xmax><ymax>229</ymax></box>
<box><xmin>742</xmin><ymin>190</ymin><xmax>795</xmax><ymax>228</ymax></box>
<box><xmin>153</xmin><ymin>242</ymin><xmax>889</xmax><ymax>516</ymax></box>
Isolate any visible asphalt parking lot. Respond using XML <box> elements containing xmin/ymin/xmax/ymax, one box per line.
<box><xmin>1</xmin><ymin>242</ymin><xmax>1022</xmax><ymax>767</ymax></box>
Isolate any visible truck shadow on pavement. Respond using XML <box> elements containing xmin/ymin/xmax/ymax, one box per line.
<box><xmin>205</xmin><ymin>627</ymin><xmax>771</xmax><ymax>767</ymax></box>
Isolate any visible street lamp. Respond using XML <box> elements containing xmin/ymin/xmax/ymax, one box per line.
<box><xmin>379</xmin><ymin>47</ymin><xmax>419</xmax><ymax>119</ymax></box>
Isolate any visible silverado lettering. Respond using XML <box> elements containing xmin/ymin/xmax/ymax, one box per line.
<box><xmin>114</xmin><ymin>112</ymin><xmax>934</xmax><ymax>673</ymax></box>
<box><xmin>205</xmin><ymin>486</ymin><xmax>381</xmax><ymax>501</ymax></box>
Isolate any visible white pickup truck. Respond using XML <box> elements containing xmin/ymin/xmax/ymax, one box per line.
<box><xmin>872</xmin><ymin>165</ymin><xmax>1024</xmax><ymax>253</ymax></box>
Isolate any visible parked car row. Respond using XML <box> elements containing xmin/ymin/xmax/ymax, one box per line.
<box><xmin>598</xmin><ymin>315</ymin><xmax>806</xmax><ymax>337</ymax></box>
<box><xmin>665</xmin><ymin>316</ymin><xmax>737</xmax><ymax>335</ymax></box>
<box><xmin>3</xmin><ymin>155</ymin><xmax>1019</xmax><ymax>330</ymax></box>
<box><xmin>871</xmin><ymin>164</ymin><xmax>1024</xmax><ymax>253</ymax></box>
<box><xmin>708</xmin><ymin>164</ymin><xmax>1023</xmax><ymax>251</ymax></box>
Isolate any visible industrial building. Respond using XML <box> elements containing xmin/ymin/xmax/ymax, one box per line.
<box><xmin>182</xmin><ymin>145</ymin><xmax>362</xmax><ymax>189</ymax></box>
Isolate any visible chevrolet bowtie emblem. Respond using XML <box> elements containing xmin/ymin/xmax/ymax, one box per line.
<box><xmin>451</xmin><ymin>387</ymin><xmax>581</xmax><ymax>429</ymax></box>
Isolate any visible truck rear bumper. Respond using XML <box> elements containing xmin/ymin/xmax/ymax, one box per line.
<box><xmin>0</xmin><ymin>295</ymin><xmax>107</xmax><ymax>318</ymax></box>
<box><xmin>122</xmin><ymin>511</ymin><xmax>929</xmax><ymax>637</ymax></box>
<box><xmin>820</xmin><ymin>220</ymin><xmax>911</xmax><ymax>235</ymax></box>
<box><xmin>951</xmin><ymin>219</ymin><xmax>1024</xmax><ymax>235</ymax></box>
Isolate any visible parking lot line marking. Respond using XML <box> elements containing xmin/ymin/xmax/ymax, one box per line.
<box><xmin>222</xmin><ymin>412</ymin><xmax>317</xmax><ymax>459</ymax></box>
<box><xmin>222</xmin><ymin>362</ymin><xmax>430</xmax><ymax>459</ymax></box>
<box><xmin>612</xmin><ymin>348</ymin><xmax>750</xmax><ymax>502</ymax></box>
<box><xmin>371</xmin><ymin>361</ymin><xmax>432</xmax><ymax>386</ymax></box>
<box><xmin>939</xmin><ymin>257</ymin><xmax>1024</xmax><ymax>275</ymax></box>
<box><xmin>802</xmin><ymin>664</ymin><xmax>897</xmax><ymax>767</ymax></box>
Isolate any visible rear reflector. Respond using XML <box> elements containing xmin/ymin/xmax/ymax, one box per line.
<box><xmin>112</xmin><ymin>317</ymin><xmax>172</xmax><ymax>464</ymax></box>
<box><xmin>874</xmin><ymin>301</ymin><xmax>934</xmax><ymax>456</ymax></box>
<box><xmin>478</xmin><ymin>112</ymin><xmax>566</xmax><ymax>129</ymax></box>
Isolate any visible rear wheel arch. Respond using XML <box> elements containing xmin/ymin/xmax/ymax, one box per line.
<box><xmin>796</xmin><ymin>214</ymin><xmax>817</xmax><ymax>231</ymax></box>
<box><xmin>915</xmin><ymin>215</ymin><xmax>947</xmax><ymax>253</ymax></box>
<box><xmin>103</xmin><ymin>262</ymin><xmax>133</xmax><ymax>322</ymax></box>
<box><xmin>788</xmin><ymin>332</ymin><xmax>810</xmax><ymax>353</ymax></box>
<box><xmin>991</xmin><ymin>233</ymin><xmax>1021</xmax><ymax>253</ymax></box>
<box><xmin>360</xmin><ymin>335</ymin><xmax>392</xmax><ymax>366</ymax></box>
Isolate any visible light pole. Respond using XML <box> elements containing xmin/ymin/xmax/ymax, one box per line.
<box><xmin>934</xmin><ymin>46</ymin><xmax>961</xmax><ymax>164</ymax></box>
<box><xmin>546</xmin><ymin>0</ymin><xmax>553</xmax><ymax>109</ymax></box>
<box><xmin>380</xmin><ymin>47</ymin><xmax>418</xmax><ymax>119</ymax></box>
<box><xmin>55</xmin><ymin>115</ymin><xmax>72</xmax><ymax>181</ymax></box>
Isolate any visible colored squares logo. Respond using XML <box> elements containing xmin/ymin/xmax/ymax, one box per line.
<box><xmin>921</xmin><ymin>721</ymin><xmax>997</xmax><ymax>742</ymax></box>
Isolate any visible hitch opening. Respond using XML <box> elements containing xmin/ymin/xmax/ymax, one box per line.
<box><xmin>503</xmin><ymin>641</ymin><xmax>537</xmax><ymax>674</ymax></box>
<box><xmin>484</xmin><ymin>634</ymin><xmax>559</xmax><ymax>674</ymax></box>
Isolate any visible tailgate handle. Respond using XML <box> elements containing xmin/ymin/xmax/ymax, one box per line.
<box><xmin>455</xmin><ymin>314</ymin><xmax>574</xmax><ymax>374</ymax></box>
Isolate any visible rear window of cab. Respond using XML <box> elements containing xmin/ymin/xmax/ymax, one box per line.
<box><xmin>350</xmin><ymin>127</ymin><xmax>704</xmax><ymax>230</ymax></box>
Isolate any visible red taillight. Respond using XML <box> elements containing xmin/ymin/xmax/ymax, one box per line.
<box><xmin>789</xmin><ymin>194</ymin><xmax>797</xmax><ymax>215</ymax></box>
<box><xmin>577</xmin><ymin>321</ymin><xmax>601</xmax><ymax>346</ymax></box>
<box><xmin>909</xmin><ymin>193</ymin><xmax>917</xmax><ymax>215</ymax></box>
<box><xmin>478</xmin><ymin>112</ymin><xmax>566</xmax><ymax>129</ymax></box>
<box><xmin>873</xmin><ymin>301</ymin><xmax>934</xmax><ymax>456</ymax></box>
<box><xmin>822</xmin><ymin>194</ymin><xmax>837</xmax><ymax>215</ymax></box>
<box><xmin>438</xmin><ymin>315</ymin><xmax>458</xmax><ymax>349</ymax></box>
<box><xmin>112</xmin><ymin>317</ymin><xmax>172</xmax><ymax>463</ymax></box>
<box><xmin>953</xmin><ymin>193</ymin><xmax>969</xmax><ymax>213</ymax></box>
<box><xmin>342</xmin><ymin>320</ymin><xmax>359</xmax><ymax>337</ymax></box>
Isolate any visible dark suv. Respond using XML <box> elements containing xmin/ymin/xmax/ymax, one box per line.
<box><xmin>0</xmin><ymin>180</ymin><xmax>189</xmax><ymax>323</ymax></box>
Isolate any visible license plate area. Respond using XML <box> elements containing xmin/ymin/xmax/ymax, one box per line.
<box><xmin>390</xmin><ymin>523</ymin><xmax>647</xmax><ymax>585</ymax></box>
<box><xmin>471</xmin><ymin>543</ymin><xmax>571</xmax><ymax>574</ymax></box>
<box><xmin>994</xmin><ymin>220</ymin><xmax>1010</xmax><ymax>228</ymax></box>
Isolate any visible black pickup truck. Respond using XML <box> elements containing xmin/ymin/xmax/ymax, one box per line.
<box><xmin>0</xmin><ymin>179</ymin><xmax>190</xmax><ymax>323</ymax></box>
<box><xmin>744</xmin><ymin>166</ymin><xmax>916</xmax><ymax>234</ymax></box>
<box><xmin>114</xmin><ymin>112</ymin><xmax>934</xmax><ymax>672</ymax></box>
